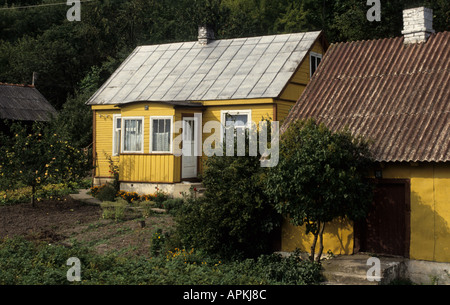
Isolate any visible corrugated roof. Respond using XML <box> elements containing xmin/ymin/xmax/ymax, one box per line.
<box><xmin>0</xmin><ymin>83</ymin><xmax>57</xmax><ymax>121</ymax></box>
<box><xmin>87</xmin><ymin>31</ymin><xmax>322</xmax><ymax>105</ymax></box>
<box><xmin>282</xmin><ymin>32</ymin><xmax>450</xmax><ymax>163</ymax></box>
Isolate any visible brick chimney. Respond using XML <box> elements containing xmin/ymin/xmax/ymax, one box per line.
<box><xmin>198</xmin><ymin>26</ymin><xmax>215</xmax><ymax>45</ymax></box>
<box><xmin>402</xmin><ymin>7</ymin><xmax>435</xmax><ymax>44</ymax></box>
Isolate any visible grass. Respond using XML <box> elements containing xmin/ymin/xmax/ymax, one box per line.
<box><xmin>0</xmin><ymin>237</ymin><xmax>323</xmax><ymax>285</ymax></box>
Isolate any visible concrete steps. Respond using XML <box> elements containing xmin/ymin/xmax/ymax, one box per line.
<box><xmin>321</xmin><ymin>254</ymin><xmax>406</xmax><ymax>285</ymax></box>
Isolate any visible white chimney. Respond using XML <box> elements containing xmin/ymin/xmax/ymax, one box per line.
<box><xmin>402</xmin><ymin>7</ymin><xmax>435</xmax><ymax>44</ymax></box>
<box><xmin>198</xmin><ymin>26</ymin><xmax>215</xmax><ymax>45</ymax></box>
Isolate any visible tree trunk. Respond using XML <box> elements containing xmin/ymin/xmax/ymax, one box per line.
<box><xmin>316</xmin><ymin>222</ymin><xmax>326</xmax><ymax>262</ymax></box>
<box><xmin>310</xmin><ymin>222</ymin><xmax>319</xmax><ymax>262</ymax></box>
<box><xmin>31</xmin><ymin>185</ymin><xmax>36</xmax><ymax>208</ymax></box>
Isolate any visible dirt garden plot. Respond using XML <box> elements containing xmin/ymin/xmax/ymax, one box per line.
<box><xmin>0</xmin><ymin>197</ymin><xmax>175</xmax><ymax>258</ymax></box>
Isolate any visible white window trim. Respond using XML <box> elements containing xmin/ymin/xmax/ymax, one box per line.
<box><xmin>220</xmin><ymin>109</ymin><xmax>252</xmax><ymax>143</ymax></box>
<box><xmin>310</xmin><ymin>51</ymin><xmax>322</xmax><ymax>77</ymax></box>
<box><xmin>112</xmin><ymin>114</ymin><xmax>121</xmax><ymax>156</ymax></box>
<box><xmin>121</xmin><ymin>116</ymin><xmax>145</xmax><ymax>154</ymax></box>
<box><xmin>150</xmin><ymin>116</ymin><xmax>173</xmax><ymax>154</ymax></box>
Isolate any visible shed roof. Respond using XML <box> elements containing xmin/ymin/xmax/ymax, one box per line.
<box><xmin>87</xmin><ymin>31</ymin><xmax>322</xmax><ymax>105</ymax></box>
<box><xmin>0</xmin><ymin>83</ymin><xmax>57</xmax><ymax>121</ymax></box>
<box><xmin>282</xmin><ymin>32</ymin><xmax>450</xmax><ymax>163</ymax></box>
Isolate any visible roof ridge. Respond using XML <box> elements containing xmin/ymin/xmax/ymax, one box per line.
<box><xmin>138</xmin><ymin>30</ymin><xmax>323</xmax><ymax>48</ymax></box>
<box><xmin>329</xmin><ymin>31</ymin><xmax>450</xmax><ymax>47</ymax></box>
<box><xmin>0</xmin><ymin>82</ymin><xmax>35</xmax><ymax>88</ymax></box>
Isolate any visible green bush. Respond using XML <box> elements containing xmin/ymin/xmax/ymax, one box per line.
<box><xmin>150</xmin><ymin>228</ymin><xmax>170</xmax><ymax>257</ymax></box>
<box><xmin>95</xmin><ymin>183</ymin><xmax>117</xmax><ymax>202</ymax></box>
<box><xmin>0</xmin><ymin>182</ymin><xmax>83</xmax><ymax>205</ymax></box>
<box><xmin>160</xmin><ymin>198</ymin><xmax>184</xmax><ymax>215</ymax></box>
<box><xmin>100</xmin><ymin>199</ymin><xmax>128</xmax><ymax>221</ymax></box>
<box><xmin>153</xmin><ymin>188</ymin><xmax>169</xmax><ymax>204</ymax></box>
<box><xmin>174</xmin><ymin>135</ymin><xmax>281</xmax><ymax>259</ymax></box>
<box><xmin>138</xmin><ymin>200</ymin><xmax>155</xmax><ymax>218</ymax></box>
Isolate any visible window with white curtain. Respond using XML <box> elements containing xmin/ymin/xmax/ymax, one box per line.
<box><xmin>122</xmin><ymin>117</ymin><xmax>144</xmax><ymax>153</ymax></box>
<box><xmin>150</xmin><ymin>116</ymin><xmax>172</xmax><ymax>153</ymax></box>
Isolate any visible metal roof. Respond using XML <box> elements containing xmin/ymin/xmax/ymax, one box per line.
<box><xmin>0</xmin><ymin>83</ymin><xmax>57</xmax><ymax>121</ymax></box>
<box><xmin>87</xmin><ymin>31</ymin><xmax>322</xmax><ymax>105</ymax></box>
<box><xmin>282</xmin><ymin>32</ymin><xmax>450</xmax><ymax>163</ymax></box>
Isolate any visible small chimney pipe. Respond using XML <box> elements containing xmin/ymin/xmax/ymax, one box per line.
<box><xmin>198</xmin><ymin>26</ymin><xmax>215</xmax><ymax>45</ymax></box>
<box><xmin>32</xmin><ymin>72</ymin><xmax>38</xmax><ymax>86</ymax></box>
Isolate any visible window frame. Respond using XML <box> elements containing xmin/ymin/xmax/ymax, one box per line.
<box><xmin>112</xmin><ymin>114</ymin><xmax>122</xmax><ymax>156</ymax></box>
<box><xmin>121</xmin><ymin>116</ymin><xmax>145</xmax><ymax>154</ymax></box>
<box><xmin>220</xmin><ymin>109</ymin><xmax>252</xmax><ymax>143</ymax></box>
<box><xmin>149</xmin><ymin>116</ymin><xmax>173</xmax><ymax>154</ymax></box>
<box><xmin>310</xmin><ymin>51</ymin><xmax>322</xmax><ymax>77</ymax></box>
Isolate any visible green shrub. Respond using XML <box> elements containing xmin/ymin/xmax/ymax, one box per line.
<box><xmin>100</xmin><ymin>199</ymin><xmax>128</xmax><ymax>221</ymax></box>
<box><xmin>174</xmin><ymin>136</ymin><xmax>281</xmax><ymax>259</ymax></box>
<box><xmin>116</xmin><ymin>190</ymin><xmax>141</xmax><ymax>204</ymax></box>
<box><xmin>95</xmin><ymin>183</ymin><xmax>117</xmax><ymax>202</ymax></box>
<box><xmin>138</xmin><ymin>200</ymin><xmax>155</xmax><ymax>218</ymax></box>
<box><xmin>161</xmin><ymin>198</ymin><xmax>183</xmax><ymax>215</ymax></box>
<box><xmin>153</xmin><ymin>188</ymin><xmax>169</xmax><ymax>204</ymax></box>
<box><xmin>0</xmin><ymin>182</ymin><xmax>82</xmax><ymax>205</ymax></box>
<box><xmin>150</xmin><ymin>228</ymin><xmax>169</xmax><ymax>257</ymax></box>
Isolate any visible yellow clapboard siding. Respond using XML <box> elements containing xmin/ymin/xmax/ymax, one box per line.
<box><xmin>119</xmin><ymin>154</ymin><xmax>177</xmax><ymax>183</ymax></box>
<box><xmin>279</xmin><ymin>83</ymin><xmax>305</xmax><ymax>101</ymax></box>
<box><xmin>201</xmin><ymin>98</ymin><xmax>273</xmax><ymax>106</ymax></box>
<box><xmin>281</xmin><ymin>40</ymin><xmax>325</xmax><ymax>101</ymax></box>
<box><xmin>202</xmin><ymin>104</ymin><xmax>274</xmax><ymax>126</ymax></box>
<box><xmin>94</xmin><ymin>109</ymin><xmax>120</xmax><ymax>177</ymax></box>
<box><xmin>276</xmin><ymin>100</ymin><xmax>296</xmax><ymax>123</ymax></box>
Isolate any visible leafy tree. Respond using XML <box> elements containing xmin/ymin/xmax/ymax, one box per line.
<box><xmin>0</xmin><ymin>122</ymin><xmax>90</xmax><ymax>206</ymax></box>
<box><xmin>51</xmin><ymin>66</ymin><xmax>102</xmax><ymax>150</ymax></box>
<box><xmin>265</xmin><ymin>119</ymin><xmax>373</xmax><ymax>262</ymax></box>
<box><xmin>175</xmin><ymin>124</ymin><xmax>281</xmax><ymax>259</ymax></box>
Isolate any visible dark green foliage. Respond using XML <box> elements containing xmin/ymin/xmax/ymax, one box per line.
<box><xmin>0</xmin><ymin>237</ymin><xmax>322</xmax><ymax>285</ymax></box>
<box><xmin>175</xmin><ymin>128</ymin><xmax>281</xmax><ymax>260</ymax></box>
<box><xmin>266</xmin><ymin>119</ymin><xmax>374</xmax><ymax>261</ymax></box>
<box><xmin>0</xmin><ymin>1</ymin><xmax>448</xmax><ymax>156</ymax></box>
<box><xmin>0</xmin><ymin>121</ymin><xmax>91</xmax><ymax>205</ymax></box>
<box><xmin>95</xmin><ymin>183</ymin><xmax>117</xmax><ymax>202</ymax></box>
<box><xmin>160</xmin><ymin>198</ymin><xmax>184</xmax><ymax>216</ymax></box>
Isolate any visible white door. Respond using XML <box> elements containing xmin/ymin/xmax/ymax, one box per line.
<box><xmin>182</xmin><ymin>117</ymin><xmax>197</xmax><ymax>179</ymax></box>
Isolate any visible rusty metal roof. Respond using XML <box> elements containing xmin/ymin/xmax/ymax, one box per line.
<box><xmin>87</xmin><ymin>31</ymin><xmax>322</xmax><ymax>105</ymax></box>
<box><xmin>282</xmin><ymin>32</ymin><xmax>450</xmax><ymax>162</ymax></box>
<box><xmin>0</xmin><ymin>83</ymin><xmax>57</xmax><ymax>121</ymax></box>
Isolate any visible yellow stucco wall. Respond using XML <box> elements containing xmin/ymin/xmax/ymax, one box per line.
<box><xmin>281</xmin><ymin>162</ymin><xmax>450</xmax><ymax>262</ymax></box>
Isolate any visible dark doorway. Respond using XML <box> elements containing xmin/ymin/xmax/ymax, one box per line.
<box><xmin>354</xmin><ymin>179</ymin><xmax>410</xmax><ymax>257</ymax></box>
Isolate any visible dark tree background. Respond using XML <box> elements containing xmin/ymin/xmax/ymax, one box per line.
<box><xmin>0</xmin><ymin>0</ymin><xmax>448</xmax><ymax>149</ymax></box>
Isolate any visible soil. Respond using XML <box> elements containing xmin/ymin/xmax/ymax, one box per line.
<box><xmin>0</xmin><ymin>196</ymin><xmax>175</xmax><ymax>258</ymax></box>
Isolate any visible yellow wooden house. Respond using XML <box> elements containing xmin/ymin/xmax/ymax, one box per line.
<box><xmin>281</xmin><ymin>7</ymin><xmax>450</xmax><ymax>266</ymax></box>
<box><xmin>87</xmin><ymin>28</ymin><xmax>327</xmax><ymax>195</ymax></box>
